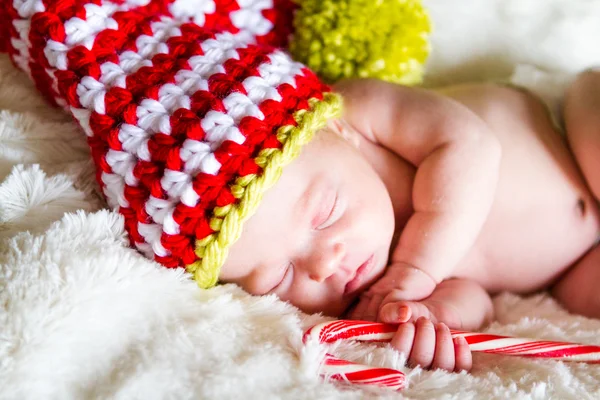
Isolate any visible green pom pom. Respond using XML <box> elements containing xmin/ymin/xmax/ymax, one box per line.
<box><xmin>289</xmin><ymin>0</ymin><xmax>431</xmax><ymax>85</ymax></box>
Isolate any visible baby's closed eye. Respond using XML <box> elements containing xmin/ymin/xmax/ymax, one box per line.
<box><xmin>266</xmin><ymin>262</ymin><xmax>294</xmax><ymax>295</ymax></box>
<box><xmin>314</xmin><ymin>190</ymin><xmax>343</xmax><ymax>230</ymax></box>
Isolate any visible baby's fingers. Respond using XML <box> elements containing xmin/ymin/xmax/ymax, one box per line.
<box><xmin>406</xmin><ymin>317</ymin><xmax>436</xmax><ymax>368</ymax></box>
<box><xmin>431</xmin><ymin>323</ymin><xmax>455</xmax><ymax>371</ymax></box>
<box><xmin>347</xmin><ymin>296</ymin><xmax>369</xmax><ymax>320</ymax></box>
<box><xmin>453</xmin><ymin>335</ymin><xmax>473</xmax><ymax>372</ymax></box>
<box><xmin>348</xmin><ymin>293</ymin><xmax>384</xmax><ymax>321</ymax></box>
<box><xmin>390</xmin><ymin>321</ymin><xmax>416</xmax><ymax>357</ymax></box>
<box><xmin>379</xmin><ymin>302</ymin><xmax>411</xmax><ymax>324</ymax></box>
<box><xmin>379</xmin><ymin>301</ymin><xmax>432</xmax><ymax>324</ymax></box>
<box><xmin>359</xmin><ymin>293</ymin><xmax>385</xmax><ymax>321</ymax></box>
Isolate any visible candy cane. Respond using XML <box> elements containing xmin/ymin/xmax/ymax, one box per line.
<box><xmin>303</xmin><ymin>321</ymin><xmax>406</xmax><ymax>390</ymax></box>
<box><xmin>304</xmin><ymin>320</ymin><xmax>600</xmax><ymax>391</ymax></box>
<box><xmin>320</xmin><ymin>353</ymin><xmax>406</xmax><ymax>390</ymax></box>
<box><xmin>450</xmin><ymin>330</ymin><xmax>600</xmax><ymax>362</ymax></box>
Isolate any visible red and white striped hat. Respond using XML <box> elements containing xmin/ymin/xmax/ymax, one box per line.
<box><xmin>1</xmin><ymin>0</ymin><xmax>341</xmax><ymax>288</ymax></box>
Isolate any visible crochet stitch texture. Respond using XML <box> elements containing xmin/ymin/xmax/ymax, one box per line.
<box><xmin>1</xmin><ymin>0</ymin><xmax>341</xmax><ymax>288</ymax></box>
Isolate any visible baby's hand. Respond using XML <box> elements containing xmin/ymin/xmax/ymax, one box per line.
<box><xmin>350</xmin><ymin>262</ymin><xmax>437</xmax><ymax>321</ymax></box>
<box><xmin>379</xmin><ymin>299</ymin><xmax>437</xmax><ymax>324</ymax></box>
<box><xmin>392</xmin><ymin>317</ymin><xmax>472</xmax><ymax>372</ymax></box>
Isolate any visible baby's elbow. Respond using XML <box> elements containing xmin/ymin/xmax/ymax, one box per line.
<box><xmin>462</xmin><ymin>120</ymin><xmax>503</xmax><ymax>170</ymax></box>
<box><xmin>482</xmin><ymin>131</ymin><xmax>502</xmax><ymax>165</ymax></box>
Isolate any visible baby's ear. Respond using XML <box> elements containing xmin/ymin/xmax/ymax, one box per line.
<box><xmin>325</xmin><ymin>119</ymin><xmax>361</xmax><ymax>149</ymax></box>
<box><xmin>326</xmin><ymin>119</ymin><xmax>344</xmax><ymax>136</ymax></box>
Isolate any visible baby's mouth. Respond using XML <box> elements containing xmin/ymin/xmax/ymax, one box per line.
<box><xmin>344</xmin><ymin>254</ymin><xmax>375</xmax><ymax>295</ymax></box>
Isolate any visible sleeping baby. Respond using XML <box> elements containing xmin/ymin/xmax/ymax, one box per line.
<box><xmin>219</xmin><ymin>71</ymin><xmax>600</xmax><ymax>372</ymax></box>
<box><xmin>4</xmin><ymin>3</ymin><xmax>599</xmax><ymax>375</ymax></box>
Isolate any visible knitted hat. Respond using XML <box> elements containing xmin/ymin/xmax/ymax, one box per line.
<box><xmin>1</xmin><ymin>0</ymin><xmax>341</xmax><ymax>288</ymax></box>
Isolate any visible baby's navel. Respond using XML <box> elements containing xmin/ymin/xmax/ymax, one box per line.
<box><xmin>577</xmin><ymin>198</ymin><xmax>587</xmax><ymax>216</ymax></box>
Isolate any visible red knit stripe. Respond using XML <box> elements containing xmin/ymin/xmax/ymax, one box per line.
<box><xmin>4</xmin><ymin>0</ymin><xmax>61</xmax><ymax>106</ymax></box>
<box><xmin>204</xmin><ymin>0</ymin><xmax>240</xmax><ymax>33</ymax></box>
<box><xmin>257</xmin><ymin>0</ymin><xmax>296</xmax><ymax>47</ymax></box>
<box><xmin>49</xmin><ymin>2</ymin><xmax>180</xmax><ymax>254</ymax></box>
<box><xmin>1</xmin><ymin>2</ymin><xmax>20</xmax><ymax>56</ymax></box>
<box><xmin>158</xmin><ymin>45</ymin><xmax>328</xmax><ymax>268</ymax></box>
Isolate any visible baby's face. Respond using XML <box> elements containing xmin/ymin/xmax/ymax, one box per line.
<box><xmin>219</xmin><ymin>126</ymin><xmax>396</xmax><ymax>316</ymax></box>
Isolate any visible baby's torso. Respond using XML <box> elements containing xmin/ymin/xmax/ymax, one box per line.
<box><xmin>358</xmin><ymin>83</ymin><xmax>600</xmax><ymax>294</ymax></box>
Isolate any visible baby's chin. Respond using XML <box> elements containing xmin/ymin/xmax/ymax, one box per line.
<box><xmin>328</xmin><ymin>286</ymin><xmax>372</xmax><ymax>318</ymax></box>
<box><xmin>298</xmin><ymin>296</ymin><xmax>356</xmax><ymax>318</ymax></box>
<box><xmin>339</xmin><ymin>296</ymin><xmax>361</xmax><ymax>319</ymax></box>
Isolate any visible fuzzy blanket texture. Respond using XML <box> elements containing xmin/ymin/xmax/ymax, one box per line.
<box><xmin>2</xmin><ymin>0</ymin><xmax>600</xmax><ymax>398</ymax></box>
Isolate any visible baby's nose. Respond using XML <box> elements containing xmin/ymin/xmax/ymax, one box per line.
<box><xmin>308</xmin><ymin>242</ymin><xmax>345</xmax><ymax>283</ymax></box>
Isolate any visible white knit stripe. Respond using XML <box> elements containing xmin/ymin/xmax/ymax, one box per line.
<box><xmin>10</xmin><ymin>21</ymin><xmax>33</xmax><ymax>76</ymax></box>
<box><xmin>76</xmin><ymin>16</ymin><xmax>183</xmax><ymax>234</ymax></box>
<box><xmin>44</xmin><ymin>3</ymin><xmax>118</xmax><ymax>70</ymax></box>
<box><xmin>257</xmin><ymin>49</ymin><xmax>306</xmax><ymax>89</ymax></box>
<box><xmin>79</xmin><ymin>16</ymin><xmax>183</xmax><ymax>213</ymax></box>
<box><xmin>105</xmin><ymin>149</ymin><xmax>138</xmax><ymax>186</ymax></box>
<box><xmin>119</xmin><ymin>0</ymin><xmax>154</xmax><ymax>7</ymax></box>
<box><xmin>168</xmin><ymin>0</ymin><xmax>216</xmax><ymax>26</ymax></box>
<box><xmin>71</xmin><ymin>107</ymin><xmax>95</xmax><ymax>137</ymax></box>
<box><xmin>40</xmin><ymin>0</ymin><xmax>163</xmax><ymax>127</ymax></box>
<box><xmin>12</xmin><ymin>0</ymin><xmax>44</xmax><ymax>16</ymax></box>
<box><xmin>97</xmin><ymin>16</ymin><xmax>183</xmax><ymax>90</ymax></box>
<box><xmin>95</xmin><ymin>20</ymin><xmax>185</xmax><ymax>246</ymax></box>
<box><xmin>64</xmin><ymin>3</ymin><xmax>119</xmax><ymax>46</ymax></box>
<box><xmin>10</xmin><ymin>39</ymin><xmax>32</xmax><ymax>77</ymax></box>
<box><xmin>13</xmin><ymin>0</ymin><xmax>169</xmax><ymax>255</ymax></box>
<box><xmin>109</xmin><ymin>17</ymin><xmax>185</xmax><ymax>156</ymax></box>
<box><xmin>51</xmin><ymin>3</ymin><xmax>173</xmax><ymax>249</ymax></box>
<box><xmin>230</xmin><ymin>0</ymin><xmax>274</xmax><ymax>37</ymax></box>
<box><xmin>46</xmin><ymin>1</ymin><xmax>174</xmax><ymax>140</ymax></box>
<box><xmin>148</xmin><ymin>31</ymin><xmax>264</xmax><ymax>236</ymax></box>
<box><xmin>10</xmin><ymin>0</ymin><xmax>46</xmax><ymax>76</ymax></box>
<box><xmin>158</xmin><ymin>48</ymin><xmax>307</xmax><ymax>236</ymax></box>
<box><xmin>157</xmin><ymin>44</ymin><xmax>306</xmax><ymax>239</ymax></box>
<box><xmin>137</xmin><ymin>221</ymin><xmax>170</xmax><ymax>257</ymax></box>
<box><xmin>101</xmin><ymin>16</ymin><xmax>192</xmax><ymax>253</ymax></box>
<box><xmin>155</xmin><ymin>44</ymin><xmax>306</xmax><ymax>239</ymax></box>
<box><xmin>101</xmin><ymin>171</ymin><xmax>129</xmax><ymax>209</ymax></box>
<box><xmin>45</xmin><ymin>68</ymin><xmax>70</xmax><ymax>110</ymax></box>
<box><xmin>84</xmin><ymin>16</ymin><xmax>186</xmax><ymax>252</ymax></box>
<box><xmin>43</xmin><ymin>0</ymin><xmax>153</xmax><ymax>71</ymax></box>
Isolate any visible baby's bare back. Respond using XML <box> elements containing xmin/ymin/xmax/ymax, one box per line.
<box><xmin>435</xmin><ymin>84</ymin><xmax>600</xmax><ymax>293</ymax></box>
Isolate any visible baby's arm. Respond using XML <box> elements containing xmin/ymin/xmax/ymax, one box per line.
<box><xmin>335</xmin><ymin>79</ymin><xmax>501</xmax><ymax>305</ymax></box>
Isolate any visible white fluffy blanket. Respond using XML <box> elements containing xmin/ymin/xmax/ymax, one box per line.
<box><xmin>3</xmin><ymin>1</ymin><xmax>600</xmax><ymax>398</ymax></box>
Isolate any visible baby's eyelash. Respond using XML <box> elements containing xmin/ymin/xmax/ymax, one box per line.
<box><xmin>268</xmin><ymin>262</ymin><xmax>292</xmax><ymax>294</ymax></box>
<box><xmin>317</xmin><ymin>194</ymin><xmax>341</xmax><ymax>230</ymax></box>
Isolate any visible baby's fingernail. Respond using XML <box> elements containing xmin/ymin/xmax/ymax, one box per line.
<box><xmin>437</xmin><ymin>322</ymin><xmax>449</xmax><ymax>332</ymax></box>
<box><xmin>453</xmin><ymin>336</ymin><xmax>468</xmax><ymax>346</ymax></box>
<box><xmin>397</xmin><ymin>306</ymin><xmax>409</xmax><ymax>321</ymax></box>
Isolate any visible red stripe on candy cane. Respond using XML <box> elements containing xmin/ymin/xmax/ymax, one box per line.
<box><xmin>451</xmin><ymin>329</ymin><xmax>600</xmax><ymax>361</ymax></box>
<box><xmin>319</xmin><ymin>353</ymin><xmax>406</xmax><ymax>391</ymax></box>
